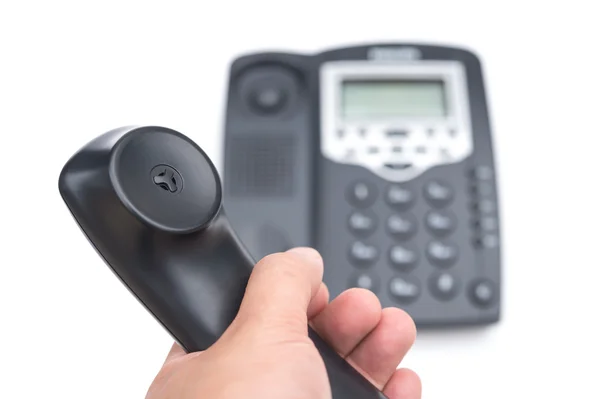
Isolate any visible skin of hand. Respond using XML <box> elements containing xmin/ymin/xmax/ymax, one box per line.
<box><xmin>145</xmin><ymin>247</ymin><xmax>421</xmax><ymax>399</ymax></box>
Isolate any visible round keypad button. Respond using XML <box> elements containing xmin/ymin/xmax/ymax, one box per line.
<box><xmin>389</xmin><ymin>276</ymin><xmax>421</xmax><ymax>304</ymax></box>
<box><xmin>470</xmin><ymin>181</ymin><xmax>494</xmax><ymax>197</ymax></box>
<box><xmin>429</xmin><ymin>271</ymin><xmax>460</xmax><ymax>301</ymax></box>
<box><xmin>349</xmin><ymin>273</ymin><xmax>380</xmax><ymax>293</ymax></box>
<box><xmin>426</xmin><ymin>240</ymin><xmax>459</xmax><ymax>267</ymax></box>
<box><xmin>347</xmin><ymin>181</ymin><xmax>377</xmax><ymax>208</ymax></box>
<box><xmin>348</xmin><ymin>211</ymin><xmax>377</xmax><ymax>236</ymax></box>
<box><xmin>389</xmin><ymin>245</ymin><xmax>419</xmax><ymax>271</ymax></box>
<box><xmin>348</xmin><ymin>241</ymin><xmax>379</xmax><ymax>266</ymax></box>
<box><xmin>424</xmin><ymin>180</ymin><xmax>454</xmax><ymax>207</ymax></box>
<box><xmin>472</xmin><ymin>216</ymin><xmax>497</xmax><ymax>231</ymax></box>
<box><xmin>471</xmin><ymin>165</ymin><xmax>494</xmax><ymax>180</ymax></box>
<box><xmin>483</xmin><ymin>234</ymin><xmax>499</xmax><ymax>248</ymax></box>
<box><xmin>469</xmin><ymin>278</ymin><xmax>497</xmax><ymax>308</ymax></box>
<box><xmin>385</xmin><ymin>185</ymin><xmax>415</xmax><ymax>210</ymax></box>
<box><xmin>476</xmin><ymin>199</ymin><xmax>495</xmax><ymax>213</ymax></box>
<box><xmin>425</xmin><ymin>210</ymin><xmax>456</xmax><ymax>236</ymax></box>
<box><xmin>473</xmin><ymin>234</ymin><xmax>499</xmax><ymax>249</ymax></box>
<box><xmin>386</xmin><ymin>213</ymin><xmax>417</xmax><ymax>240</ymax></box>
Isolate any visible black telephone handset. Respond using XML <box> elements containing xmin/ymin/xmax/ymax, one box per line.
<box><xmin>59</xmin><ymin>126</ymin><xmax>388</xmax><ymax>399</ymax></box>
<box><xmin>222</xmin><ymin>43</ymin><xmax>501</xmax><ymax>326</ymax></box>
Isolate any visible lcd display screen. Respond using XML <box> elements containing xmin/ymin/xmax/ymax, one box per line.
<box><xmin>341</xmin><ymin>80</ymin><xmax>447</xmax><ymax>118</ymax></box>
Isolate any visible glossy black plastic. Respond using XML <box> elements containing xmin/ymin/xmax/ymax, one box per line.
<box><xmin>59</xmin><ymin>126</ymin><xmax>387</xmax><ymax>399</ymax></box>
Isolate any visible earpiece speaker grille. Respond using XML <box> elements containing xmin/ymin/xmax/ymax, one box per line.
<box><xmin>225</xmin><ymin>135</ymin><xmax>295</xmax><ymax>196</ymax></box>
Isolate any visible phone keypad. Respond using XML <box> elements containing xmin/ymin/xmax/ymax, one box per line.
<box><xmin>345</xmin><ymin>178</ymin><xmax>475</xmax><ymax>305</ymax></box>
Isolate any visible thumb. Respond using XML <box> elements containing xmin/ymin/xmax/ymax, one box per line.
<box><xmin>234</xmin><ymin>247</ymin><xmax>324</xmax><ymax>336</ymax></box>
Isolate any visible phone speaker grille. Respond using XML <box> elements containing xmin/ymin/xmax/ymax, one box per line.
<box><xmin>226</xmin><ymin>136</ymin><xmax>295</xmax><ymax>196</ymax></box>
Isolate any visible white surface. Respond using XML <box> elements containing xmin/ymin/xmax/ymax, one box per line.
<box><xmin>1</xmin><ymin>1</ymin><xmax>599</xmax><ymax>398</ymax></box>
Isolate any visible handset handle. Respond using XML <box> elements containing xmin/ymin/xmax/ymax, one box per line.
<box><xmin>59</xmin><ymin>126</ymin><xmax>388</xmax><ymax>399</ymax></box>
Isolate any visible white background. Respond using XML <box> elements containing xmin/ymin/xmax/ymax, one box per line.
<box><xmin>1</xmin><ymin>1</ymin><xmax>599</xmax><ymax>398</ymax></box>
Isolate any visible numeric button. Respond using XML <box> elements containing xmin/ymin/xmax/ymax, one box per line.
<box><xmin>347</xmin><ymin>181</ymin><xmax>377</xmax><ymax>208</ymax></box>
<box><xmin>424</xmin><ymin>180</ymin><xmax>453</xmax><ymax>208</ymax></box>
<box><xmin>385</xmin><ymin>185</ymin><xmax>415</xmax><ymax>210</ymax></box>
<box><xmin>429</xmin><ymin>271</ymin><xmax>460</xmax><ymax>301</ymax></box>
<box><xmin>348</xmin><ymin>211</ymin><xmax>377</xmax><ymax>236</ymax></box>
<box><xmin>387</xmin><ymin>213</ymin><xmax>417</xmax><ymax>240</ymax></box>
<box><xmin>349</xmin><ymin>273</ymin><xmax>380</xmax><ymax>293</ymax></box>
<box><xmin>349</xmin><ymin>241</ymin><xmax>379</xmax><ymax>266</ymax></box>
<box><xmin>426</xmin><ymin>240</ymin><xmax>459</xmax><ymax>267</ymax></box>
<box><xmin>425</xmin><ymin>210</ymin><xmax>456</xmax><ymax>236</ymax></box>
<box><xmin>389</xmin><ymin>245</ymin><xmax>419</xmax><ymax>271</ymax></box>
<box><xmin>389</xmin><ymin>276</ymin><xmax>421</xmax><ymax>304</ymax></box>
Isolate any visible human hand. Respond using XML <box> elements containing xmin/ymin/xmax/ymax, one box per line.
<box><xmin>145</xmin><ymin>247</ymin><xmax>421</xmax><ymax>399</ymax></box>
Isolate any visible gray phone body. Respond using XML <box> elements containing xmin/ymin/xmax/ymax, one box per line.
<box><xmin>222</xmin><ymin>44</ymin><xmax>501</xmax><ymax>327</ymax></box>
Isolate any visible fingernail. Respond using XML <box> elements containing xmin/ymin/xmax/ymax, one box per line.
<box><xmin>287</xmin><ymin>247</ymin><xmax>323</xmax><ymax>265</ymax></box>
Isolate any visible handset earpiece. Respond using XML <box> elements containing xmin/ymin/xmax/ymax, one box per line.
<box><xmin>59</xmin><ymin>125</ymin><xmax>388</xmax><ymax>399</ymax></box>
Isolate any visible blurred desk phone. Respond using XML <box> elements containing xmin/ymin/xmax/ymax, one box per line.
<box><xmin>222</xmin><ymin>44</ymin><xmax>501</xmax><ymax>327</ymax></box>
